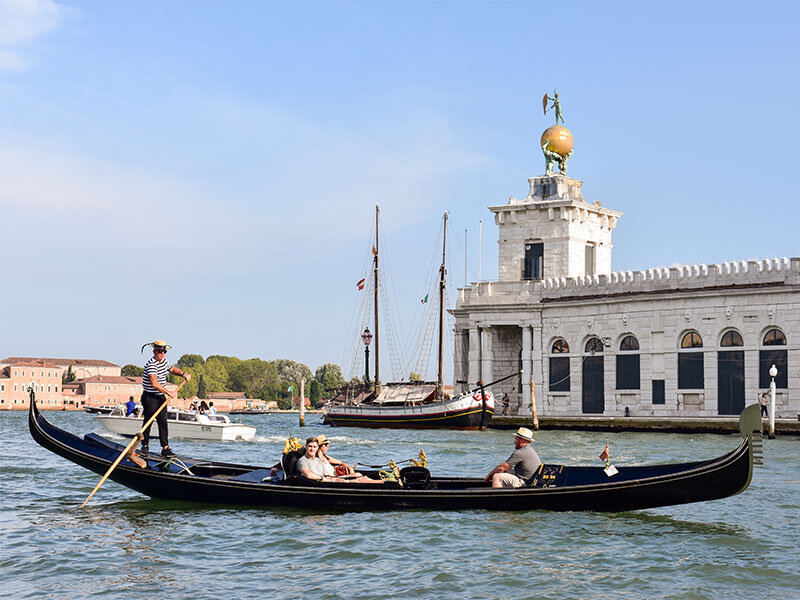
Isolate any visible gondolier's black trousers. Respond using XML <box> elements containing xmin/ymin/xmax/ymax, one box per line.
<box><xmin>141</xmin><ymin>391</ymin><xmax>169</xmax><ymax>449</ymax></box>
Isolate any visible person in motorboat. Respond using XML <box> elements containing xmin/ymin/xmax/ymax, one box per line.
<box><xmin>198</xmin><ymin>400</ymin><xmax>209</xmax><ymax>415</ymax></box>
<box><xmin>484</xmin><ymin>427</ymin><xmax>542</xmax><ymax>488</ymax></box>
<box><xmin>315</xmin><ymin>435</ymin><xmax>356</xmax><ymax>476</ymax></box>
<box><xmin>125</xmin><ymin>396</ymin><xmax>137</xmax><ymax>417</ymax></box>
<box><xmin>298</xmin><ymin>438</ymin><xmax>382</xmax><ymax>484</ymax></box>
<box><xmin>208</xmin><ymin>402</ymin><xmax>217</xmax><ymax>415</ymax></box>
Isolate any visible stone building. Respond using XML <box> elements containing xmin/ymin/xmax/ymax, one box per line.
<box><xmin>453</xmin><ymin>173</ymin><xmax>799</xmax><ymax>418</ymax></box>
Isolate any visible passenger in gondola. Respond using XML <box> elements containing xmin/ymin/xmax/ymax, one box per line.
<box><xmin>484</xmin><ymin>427</ymin><xmax>542</xmax><ymax>488</ymax></box>
<box><xmin>298</xmin><ymin>437</ymin><xmax>382</xmax><ymax>484</ymax></box>
<box><xmin>315</xmin><ymin>435</ymin><xmax>356</xmax><ymax>476</ymax></box>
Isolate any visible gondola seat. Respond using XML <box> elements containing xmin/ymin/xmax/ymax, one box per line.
<box><xmin>399</xmin><ymin>466</ymin><xmax>431</xmax><ymax>490</ymax></box>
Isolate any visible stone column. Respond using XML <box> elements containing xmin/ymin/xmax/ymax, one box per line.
<box><xmin>468</xmin><ymin>327</ymin><xmax>481</xmax><ymax>387</ymax></box>
<box><xmin>481</xmin><ymin>327</ymin><xmax>493</xmax><ymax>387</ymax></box>
<box><xmin>520</xmin><ymin>325</ymin><xmax>532</xmax><ymax>415</ymax></box>
<box><xmin>532</xmin><ymin>325</ymin><xmax>543</xmax><ymax>416</ymax></box>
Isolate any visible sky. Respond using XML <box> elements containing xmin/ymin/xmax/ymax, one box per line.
<box><xmin>1</xmin><ymin>0</ymin><xmax>798</xmax><ymax>382</ymax></box>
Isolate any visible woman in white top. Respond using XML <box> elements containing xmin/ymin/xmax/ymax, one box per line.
<box><xmin>297</xmin><ymin>437</ymin><xmax>382</xmax><ymax>484</ymax></box>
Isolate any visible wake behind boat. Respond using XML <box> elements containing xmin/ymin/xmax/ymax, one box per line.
<box><xmin>29</xmin><ymin>391</ymin><xmax>762</xmax><ymax>511</ymax></box>
<box><xmin>95</xmin><ymin>406</ymin><xmax>257</xmax><ymax>442</ymax></box>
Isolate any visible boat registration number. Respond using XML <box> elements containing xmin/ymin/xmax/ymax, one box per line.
<box><xmin>201</xmin><ymin>426</ymin><xmax>212</xmax><ymax>432</ymax></box>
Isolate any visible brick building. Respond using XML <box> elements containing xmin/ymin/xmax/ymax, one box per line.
<box><xmin>0</xmin><ymin>360</ymin><xmax>65</xmax><ymax>410</ymax></box>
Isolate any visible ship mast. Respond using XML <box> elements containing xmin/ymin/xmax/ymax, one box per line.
<box><xmin>437</xmin><ymin>212</ymin><xmax>447</xmax><ymax>399</ymax></box>
<box><xmin>373</xmin><ymin>204</ymin><xmax>381</xmax><ymax>394</ymax></box>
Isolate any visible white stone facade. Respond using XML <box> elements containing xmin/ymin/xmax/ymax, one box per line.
<box><xmin>453</xmin><ymin>174</ymin><xmax>799</xmax><ymax>418</ymax></box>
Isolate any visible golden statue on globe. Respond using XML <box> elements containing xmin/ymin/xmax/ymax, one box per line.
<box><xmin>541</xmin><ymin>90</ymin><xmax>574</xmax><ymax>175</ymax></box>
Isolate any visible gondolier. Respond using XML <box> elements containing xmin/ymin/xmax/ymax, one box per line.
<box><xmin>140</xmin><ymin>340</ymin><xmax>191</xmax><ymax>457</ymax></box>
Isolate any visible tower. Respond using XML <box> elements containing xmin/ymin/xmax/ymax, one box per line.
<box><xmin>491</xmin><ymin>174</ymin><xmax>621</xmax><ymax>282</ymax></box>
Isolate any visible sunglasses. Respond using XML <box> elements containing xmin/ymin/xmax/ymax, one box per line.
<box><xmin>155</xmin><ymin>349</ymin><xmax>167</xmax><ymax>354</ymax></box>
<box><xmin>320</xmin><ymin>442</ymin><xmax>329</xmax><ymax>447</ymax></box>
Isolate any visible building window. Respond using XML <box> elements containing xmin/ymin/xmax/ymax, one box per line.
<box><xmin>524</xmin><ymin>242</ymin><xmax>544</xmax><ymax>281</ymax></box>
<box><xmin>652</xmin><ymin>380</ymin><xmax>665</xmax><ymax>404</ymax></box>
<box><xmin>679</xmin><ymin>332</ymin><xmax>704</xmax><ymax>389</ymax></box>
<box><xmin>0</xmin><ymin>384</ymin><xmax>4</xmax><ymax>392</ymax></box>
<box><xmin>616</xmin><ymin>335</ymin><xmax>640</xmax><ymax>390</ymax></box>
<box><xmin>585</xmin><ymin>243</ymin><xmax>596</xmax><ymax>276</ymax></box>
<box><xmin>585</xmin><ymin>338</ymin><xmax>604</xmax><ymax>354</ymax></box>
<box><xmin>760</xmin><ymin>328</ymin><xmax>788</xmax><ymax>388</ymax></box>
<box><xmin>549</xmin><ymin>339</ymin><xmax>570</xmax><ymax>392</ymax></box>
<box><xmin>721</xmin><ymin>330</ymin><xmax>743</xmax><ymax>347</ymax></box>
<box><xmin>14</xmin><ymin>384</ymin><xmax>18</xmax><ymax>392</ymax></box>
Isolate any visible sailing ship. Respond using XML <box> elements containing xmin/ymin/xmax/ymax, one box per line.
<box><xmin>324</xmin><ymin>208</ymin><xmax>496</xmax><ymax>429</ymax></box>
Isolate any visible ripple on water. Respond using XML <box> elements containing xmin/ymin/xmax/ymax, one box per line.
<box><xmin>2</xmin><ymin>411</ymin><xmax>800</xmax><ymax>600</ymax></box>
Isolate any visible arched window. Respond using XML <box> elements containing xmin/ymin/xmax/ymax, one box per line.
<box><xmin>763</xmin><ymin>329</ymin><xmax>787</xmax><ymax>346</ymax></box>
<box><xmin>585</xmin><ymin>338</ymin><xmax>604</xmax><ymax>354</ymax></box>
<box><xmin>720</xmin><ymin>331</ymin><xmax>743</xmax><ymax>347</ymax></box>
<box><xmin>679</xmin><ymin>332</ymin><xmax>704</xmax><ymax>389</ymax></box>
<box><xmin>681</xmin><ymin>332</ymin><xmax>703</xmax><ymax>348</ymax></box>
<box><xmin>760</xmin><ymin>329</ymin><xmax>788</xmax><ymax>388</ymax></box>
<box><xmin>617</xmin><ymin>335</ymin><xmax>640</xmax><ymax>390</ymax></box>
<box><xmin>620</xmin><ymin>335</ymin><xmax>639</xmax><ymax>351</ymax></box>
<box><xmin>549</xmin><ymin>339</ymin><xmax>570</xmax><ymax>392</ymax></box>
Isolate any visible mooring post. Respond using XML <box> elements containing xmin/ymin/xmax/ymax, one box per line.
<box><xmin>768</xmin><ymin>364</ymin><xmax>777</xmax><ymax>439</ymax></box>
<box><xmin>300</xmin><ymin>378</ymin><xmax>305</xmax><ymax>427</ymax></box>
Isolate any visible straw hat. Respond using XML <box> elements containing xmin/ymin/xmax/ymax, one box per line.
<box><xmin>141</xmin><ymin>340</ymin><xmax>172</xmax><ymax>353</ymax></box>
<box><xmin>514</xmin><ymin>427</ymin><xmax>534</xmax><ymax>442</ymax></box>
<box><xmin>316</xmin><ymin>434</ymin><xmax>330</xmax><ymax>446</ymax></box>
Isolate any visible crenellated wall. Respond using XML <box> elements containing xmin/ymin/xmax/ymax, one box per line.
<box><xmin>459</xmin><ymin>257</ymin><xmax>799</xmax><ymax>307</ymax></box>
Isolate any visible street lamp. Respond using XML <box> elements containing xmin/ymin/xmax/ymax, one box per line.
<box><xmin>361</xmin><ymin>327</ymin><xmax>373</xmax><ymax>386</ymax></box>
<box><xmin>768</xmin><ymin>364</ymin><xmax>777</xmax><ymax>439</ymax></box>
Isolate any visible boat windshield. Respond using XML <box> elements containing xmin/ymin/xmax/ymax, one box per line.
<box><xmin>177</xmin><ymin>412</ymin><xmax>198</xmax><ymax>422</ymax></box>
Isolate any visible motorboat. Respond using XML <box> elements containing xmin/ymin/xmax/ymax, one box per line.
<box><xmin>94</xmin><ymin>406</ymin><xmax>256</xmax><ymax>441</ymax></box>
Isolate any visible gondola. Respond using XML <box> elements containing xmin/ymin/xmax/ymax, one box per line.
<box><xmin>29</xmin><ymin>391</ymin><xmax>762</xmax><ymax>512</ymax></box>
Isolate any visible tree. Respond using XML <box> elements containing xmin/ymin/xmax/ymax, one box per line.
<box><xmin>62</xmin><ymin>365</ymin><xmax>76</xmax><ymax>384</ymax></box>
<box><xmin>315</xmin><ymin>363</ymin><xmax>346</xmax><ymax>396</ymax></box>
<box><xmin>197</xmin><ymin>375</ymin><xmax>207</xmax><ymax>399</ymax></box>
<box><xmin>274</xmin><ymin>359</ymin><xmax>314</xmax><ymax>390</ymax></box>
<box><xmin>177</xmin><ymin>354</ymin><xmax>205</xmax><ymax>369</ymax></box>
<box><xmin>121</xmin><ymin>364</ymin><xmax>143</xmax><ymax>377</ymax></box>
<box><xmin>229</xmin><ymin>359</ymin><xmax>278</xmax><ymax>399</ymax></box>
<box><xmin>309</xmin><ymin>379</ymin><xmax>322</xmax><ymax>406</ymax></box>
<box><xmin>409</xmin><ymin>372</ymin><xmax>422</xmax><ymax>382</ymax></box>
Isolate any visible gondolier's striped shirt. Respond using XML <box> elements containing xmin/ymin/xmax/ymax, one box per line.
<box><xmin>142</xmin><ymin>357</ymin><xmax>172</xmax><ymax>393</ymax></box>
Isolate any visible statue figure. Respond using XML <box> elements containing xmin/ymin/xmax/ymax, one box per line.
<box><xmin>543</xmin><ymin>90</ymin><xmax>565</xmax><ymax>124</ymax></box>
<box><xmin>541</xmin><ymin>142</ymin><xmax>573</xmax><ymax>175</ymax></box>
<box><xmin>542</xmin><ymin>141</ymin><xmax>560</xmax><ymax>175</ymax></box>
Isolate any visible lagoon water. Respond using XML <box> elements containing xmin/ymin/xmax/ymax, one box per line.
<box><xmin>2</xmin><ymin>410</ymin><xmax>799</xmax><ymax>600</ymax></box>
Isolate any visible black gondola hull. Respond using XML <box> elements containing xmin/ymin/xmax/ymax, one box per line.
<box><xmin>29</xmin><ymin>397</ymin><xmax>757</xmax><ymax>512</ymax></box>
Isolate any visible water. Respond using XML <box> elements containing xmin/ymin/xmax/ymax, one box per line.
<box><xmin>1</xmin><ymin>410</ymin><xmax>798</xmax><ymax>600</ymax></box>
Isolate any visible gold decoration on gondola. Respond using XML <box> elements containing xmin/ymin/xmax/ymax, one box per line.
<box><xmin>409</xmin><ymin>449</ymin><xmax>428</xmax><ymax>467</ymax></box>
<box><xmin>283</xmin><ymin>436</ymin><xmax>303</xmax><ymax>454</ymax></box>
<box><xmin>379</xmin><ymin>459</ymin><xmax>401</xmax><ymax>483</ymax></box>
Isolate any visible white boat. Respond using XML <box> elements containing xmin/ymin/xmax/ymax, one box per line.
<box><xmin>95</xmin><ymin>407</ymin><xmax>257</xmax><ymax>441</ymax></box>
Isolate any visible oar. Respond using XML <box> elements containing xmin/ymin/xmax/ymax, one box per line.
<box><xmin>81</xmin><ymin>380</ymin><xmax>186</xmax><ymax>508</ymax></box>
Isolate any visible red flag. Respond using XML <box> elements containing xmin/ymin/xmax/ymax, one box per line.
<box><xmin>356</xmin><ymin>278</ymin><xmax>366</xmax><ymax>290</ymax></box>
<box><xmin>599</xmin><ymin>442</ymin><xmax>609</xmax><ymax>462</ymax></box>
<box><xmin>372</xmin><ymin>245</ymin><xmax>377</xmax><ymax>255</ymax></box>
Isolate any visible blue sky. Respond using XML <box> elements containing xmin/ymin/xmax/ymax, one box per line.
<box><xmin>1</xmin><ymin>0</ymin><xmax>798</xmax><ymax>381</ymax></box>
